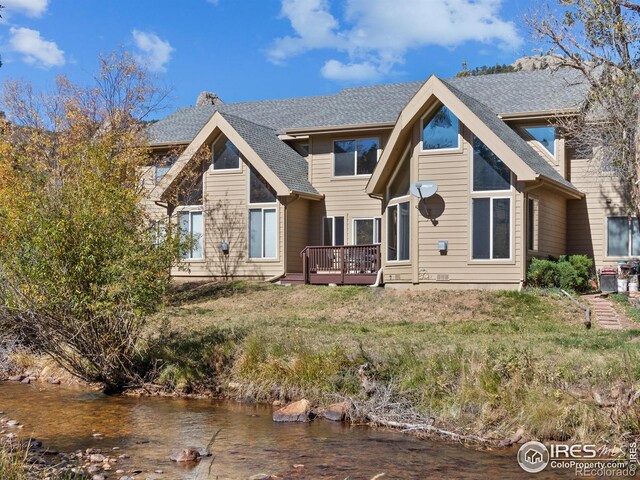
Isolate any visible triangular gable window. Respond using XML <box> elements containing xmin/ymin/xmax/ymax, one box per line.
<box><xmin>422</xmin><ymin>105</ymin><xmax>460</xmax><ymax>150</ymax></box>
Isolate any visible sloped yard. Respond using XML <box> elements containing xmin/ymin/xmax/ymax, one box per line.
<box><xmin>150</xmin><ymin>283</ymin><xmax>640</xmax><ymax>446</ymax></box>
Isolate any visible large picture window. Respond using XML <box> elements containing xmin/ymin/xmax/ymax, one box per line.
<box><xmin>471</xmin><ymin>137</ymin><xmax>512</xmax><ymax>260</ymax></box>
<box><xmin>473</xmin><ymin>137</ymin><xmax>511</xmax><ymax>191</ymax></box>
<box><xmin>323</xmin><ymin>216</ymin><xmax>345</xmax><ymax>246</ymax></box>
<box><xmin>334</xmin><ymin>138</ymin><xmax>378</xmax><ymax>176</ymax></box>
<box><xmin>387</xmin><ymin>202</ymin><xmax>410</xmax><ymax>261</ymax></box>
<box><xmin>607</xmin><ymin>217</ymin><xmax>640</xmax><ymax>257</ymax></box>
<box><xmin>178</xmin><ymin>211</ymin><xmax>203</xmax><ymax>260</ymax></box>
<box><xmin>249</xmin><ymin>208</ymin><xmax>277</xmax><ymax>259</ymax></box>
<box><xmin>472</xmin><ymin>198</ymin><xmax>511</xmax><ymax>260</ymax></box>
<box><xmin>422</xmin><ymin>105</ymin><xmax>460</xmax><ymax>150</ymax></box>
<box><xmin>248</xmin><ymin>168</ymin><xmax>277</xmax><ymax>259</ymax></box>
<box><xmin>213</xmin><ymin>139</ymin><xmax>240</xmax><ymax>170</ymax></box>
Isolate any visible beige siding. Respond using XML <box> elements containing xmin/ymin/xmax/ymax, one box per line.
<box><xmin>531</xmin><ymin>187</ymin><xmax>567</xmax><ymax>259</ymax></box>
<box><xmin>567</xmin><ymin>157</ymin><xmax>628</xmax><ymax>270</ymax></box>
<box><xmin>384</xmin><ymin>123</ymin><xmax>523</xmax><ymax>287</ymax></box>
<box><xmin>285</xmin><ymin>198</ymin><xmax>310</xmax><ymax>273</ymax></box>
<box><xmin>171</xmin><ymin>154</ymin><xmax>286</xmax><ymax>279</ymax></box>
<box><xmin>307</xmin><ymin>132</ymin><xmax>389</xmax><ymax>245</ymax></box>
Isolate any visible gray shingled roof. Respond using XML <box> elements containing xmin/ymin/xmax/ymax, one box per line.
<box><xmin>440</xmin><ymin>78</ymin><xmax>578</xmax><ymax>191</ymax></box>
<box><xmin>219</xmin><ymin>112</ymin><xmax>319</xmax><ymax>197</ymax></box>
<box><xmin>446</xmin><ymin>68</ymin><xmax>588</xmax><ymax>115</ymax></box>
<box><xmin>146</xmin><ymin>69</ymin><xmax>589</xmax><ymax>146</ymax></box>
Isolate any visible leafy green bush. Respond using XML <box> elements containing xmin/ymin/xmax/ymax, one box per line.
<box><xmin>527</xmin><ymin>255</ymin><xmax>593</xmax><ymax>292</ymax></box>
<box><xmin>527</xmin><ymin>259</ymin><xmax>558</xmax><ymax>288</ymax></box>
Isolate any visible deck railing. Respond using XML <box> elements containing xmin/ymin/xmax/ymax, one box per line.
<box><xmin>301</xmin><ymin>244</ymin><xmax>381</xmax><ymax>285</ymax></box>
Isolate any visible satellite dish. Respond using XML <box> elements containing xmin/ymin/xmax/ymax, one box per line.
<box><xmin>410</xmin><ymin>181</ymin><xmax>438</xmax><ymax>200</ymax></box>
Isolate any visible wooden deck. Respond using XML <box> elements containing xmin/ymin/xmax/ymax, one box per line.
<box><xmin>283</xmin><ymin>244</ymin><xmax>381</xmax><ymax>286</ymax></box>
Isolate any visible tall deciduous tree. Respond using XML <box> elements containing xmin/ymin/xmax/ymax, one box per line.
<box><xmin>0</xmin><ymin>51</ymin><xmax>182</xmax><ymax>392</ymax></box>
<box><xmin>529</xmin><ymin>0</ymin><xmax>640</xmax><ymax>212</ymax></box>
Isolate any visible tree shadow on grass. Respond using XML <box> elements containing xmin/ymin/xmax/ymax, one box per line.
<box><xmin>168</xmin><ymin>280</ymin><xmax>266</xmax><ymax>306</ymax></box>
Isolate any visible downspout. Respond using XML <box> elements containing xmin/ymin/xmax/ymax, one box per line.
<box><xmin>370</xmin><ymin>268</ymin><xmax>384</xmax><ymax>288</ymax></box>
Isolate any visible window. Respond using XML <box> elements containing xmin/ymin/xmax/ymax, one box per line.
<box><xmin>249</xmin><ymin>208</ymin><xmax>277</xmax><ymax>258</ymax></box>
<box><xmin>387</xmin><ymin>202</ymin><xmax>410</xmax><ymax>261</ymax></box>
<box><xmin>472</xmin><ymin>198</ymin><xmax>510</xmax><ymax>260</ymax></box>
<box><xmin>525</xmin><ymin>126</ymin><xmax>555</xmax><ymax>157</ymax></box>
<box><xmin>250</xmin><ymin>168</ymin><xmax>277</xmax><ymax>203</ymax></box>
<box><xmin>177</xmin><ymin>172</ymin><xmax>203</xmax><ymax>206</ymax></box>
<box><xmin>149</xmin><ymin>220</ymin><xmax>167</xmax><ymax>247</ymax></box>
<box><xmin>179</xmin><ymin>211</ymin><xmax>203</xmax><ymax>260</ymax></box>
<box><xmin>155</xmin><ymin>155</ymin><xmax>177</xmax><ymax>183</ymax></box>
<box><xmin>248</xmin><ymin>168</ymin><xmax>277</xmax><ymax>259</ymax></box>
<box><xmin>473</xmin><ymin>137</ymin><xmax>511</xmax><ymax>191</ymax></box>
<box><xmin>354</xmin><ymin>218</ymin><xmax>381</xmax><ymax>245</ymax></box>
<box><xmin>471</xmin><ymin>137</ymin><xmax>512</xmax><ymax>260</ymax></box>
<box><xmin>607</xmin><ymin>217</ymin><xmax>640</xmax><ymax>257</ymax></box>
<box><xmin>213</xmin><ymin>139</ymin><xmax>240</xmax><ymax>170</ymax></box>
<box><xmin>422</xmin><ymin>105</ymin><xmax>460</xmax><ymax>150</ymax></box>
<box><xmin>527</xmin><ymin>198</ymin><xmax>538</xmax><ymax>251</ymax></box>
<box><xmin>334</xmin><ymin>138</ymin><xmax>378</xmax><ymax>176</ymax></box>
<box><xmin>323</xmin><ymin>216</ymin><xmax>345</xmax><ymax>246</ymax></box>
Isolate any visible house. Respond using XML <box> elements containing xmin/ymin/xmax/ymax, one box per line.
<box><xmin>144</xmin><ymin>68</ymin><xmax>630</xmax><ymax>289</ymax></box>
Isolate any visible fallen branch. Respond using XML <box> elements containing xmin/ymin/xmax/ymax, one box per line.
<box><xmin>367</xmin><ymin>414</ymin><xmax>490</xmax><ymax>444</ymax></box>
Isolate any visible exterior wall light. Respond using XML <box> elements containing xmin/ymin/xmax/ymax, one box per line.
<box><xmin>219</xmin><ymin>241</ymin><xmax>230</xmax><ymax>254</ymax></box>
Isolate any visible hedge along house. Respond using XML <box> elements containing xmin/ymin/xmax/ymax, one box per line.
<box><xmin>145</xmin><ymin>68</ymin><xmax>631</xmax><ymax>288</ymax></box>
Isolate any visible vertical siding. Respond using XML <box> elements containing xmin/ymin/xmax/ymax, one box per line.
<box><xmin>567</xmin><ymin>157</ymin><xmax>628</xmax><ymax>270</ymax></box>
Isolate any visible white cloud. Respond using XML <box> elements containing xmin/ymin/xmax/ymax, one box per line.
<box><xmin>321</xmin><ymin>59</ymin><xmax>382</xmax><ymax>82</ymax></box>
<box><xmin>2</xmin><ymin>0</ymin><xmax>49</xmax><ymax>18</ymax></box>
<box><xmin>268</xmin><ymin>0</ymin><xmax>523</xmax><ymax>82</ymax></box>
<box><xmin>9</xmin><ymin>26</ymin><xmax>65</xmax><ymax>67</ymax></box>
<box><xmin>132</xmin><ymin>30</ymin><xmax>174</xmax><ymax>73</ymax></box>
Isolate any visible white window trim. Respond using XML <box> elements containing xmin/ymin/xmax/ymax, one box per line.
<box><xmin>332</xmin><ymin>137</ymin><xmax>381</xmax><ymax>178</ymax></box>
<box><xmin>211</xmin><ymin>137</ymin><xmax>242</xmax><ymax>173</ymax></box>
<box><xmin>420</xmin><ymin>103</ymin><xmax>463</xmax><ymax>154</ymax></box>
<box><xmin>469</xmin><ymin>196</ymin><xmax>513</xmax><ymax>262</ymax></box>
<box><xmin>605</xmin><ymin>216</ymin><xmax>640</xmax><ymax>259</ymax></box>
<box><xmin>176</xmin><ymin>207</ymin><xmax>205</xmax><ymax>262</ymax></box>
<box><xmin>322</xmin><ymin>216</ymin><xmax>345</xmax><ymax>246</ymax></box>
<box><xmin>352</xmin><ymin>217</ymin><xmax>382</xmax><ymax>245</ymax></box>
<box><xmin>247</xmin><ymin>205</ymin><xmax>278</xmax><ymax>261</ymax></box>
<box><xmin>386</xmin><ymin>197</ymin><xmax>411</xmax><ymax>264</ymax></box>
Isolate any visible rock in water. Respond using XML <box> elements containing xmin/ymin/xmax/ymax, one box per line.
<box><xmin>272</xmin><ymin>399</ymin><xmax>311</xmax><ymax>422</ymax></box>
<box><xmin>321</xmin><ymin>401</ymin><xmax>349</xmax><ymax>422</ymax></box>
<box><xmin>170</xmin><ymin>447</ymin><xmax>201</xmax><ymax>462</ymax></box>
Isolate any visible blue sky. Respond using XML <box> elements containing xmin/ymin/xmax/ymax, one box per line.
<box><xmin>0</xmin><ymin>0</ymin><xmax>540</xmax><ymax>115</ymax></box>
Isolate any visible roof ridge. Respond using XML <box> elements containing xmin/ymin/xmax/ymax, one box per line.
<box><xmin>217</xmin><ymin>111</ymin><xmax>277</xmax><ymax>132</ymax></box>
